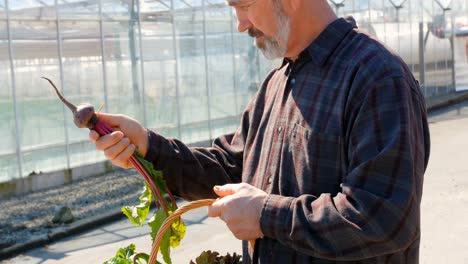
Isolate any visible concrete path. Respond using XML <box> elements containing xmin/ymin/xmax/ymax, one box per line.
<box><xmin>1</xmin><ymin>203</ymin><xmax>241</xmax><ymax>264</ymax></box>
<box><xmin>3</xmin><ymin>101</ymin><xmax>468</xmax><ymax>264</ymax></box>
<box><xmin>2</xmin><ymin>203</ymin><xmax>241</xmax><ymax>264</ymax></box>
<box><xmin>420</xmin><ymin>102</ymin><xmax>468</xmax><ymax>264</ymax></box>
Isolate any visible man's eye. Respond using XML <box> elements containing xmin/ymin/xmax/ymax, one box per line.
<box><xmin>239</xmin><ymin>3</ymin><xmax>252</xmax><ymax>10</ymax></box>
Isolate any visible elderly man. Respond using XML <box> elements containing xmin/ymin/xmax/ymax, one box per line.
<box><xmin>90</xmin><ymin>0</ymin><xmax>430</xmax><ymax>263</ymax></box>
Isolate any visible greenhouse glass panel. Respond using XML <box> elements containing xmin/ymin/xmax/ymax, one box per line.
<box><xmin>140</xmin><ymin>18</ymin><xmax>180</xmax><ymax>138</ymax></box>
<box><xmin>103</xmin><ymin>19</ymin><xmax>145</xmax><ymax>121</ymax></box>
<box><xmin>205</xmin><ymin>5</ymin><xmax>238</xmax><ymax>139</ymax></box>
<box><xmin>173</xmin><ymin>1</ymin><xmax>210</xmax><ymax>143</ymax></box>
<box><xmin>140</xmin><ymin>0</ymin><xmax>171</xmax><ymax>12</ymax></box>
<box><xmin>0</xmin><ymin>21</ymin><xmax>20</xmax><ymax>182</ymax></box>
<box><xmin>8</xmin><ymin>0</ymin><xmax>56</xmax><ymax>20</ymax></box>
<box><xmin>409</xmin><ymin>0</ymin><xmax>451</xmax><ymax>96</ymax></box>
<box><xmin>59</xmin><ymin>19</ymin><xmax>106</xmax><ymax>167</ymax></box>
<box><xmin>9</xmin><ymin>19</ymin><xmax>68</xmax><ymax>176</ymax></box>
<box><xmin>57</xmin><ymin>0</ymin><xmax>98</xmax><ymax>20</ymax></box>
<box><xmin>101</xmin><ymin>0</ymin><xmax>131</xmax><ymax>20</ymax></box>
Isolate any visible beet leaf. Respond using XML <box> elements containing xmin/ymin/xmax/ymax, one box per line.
<box><xmin>169</xmin><ymin>220</ymin><xmax>186</xmax><ymax>248</ymax></box>
<box><xmin>149</xmin><ymin>210</ymin><xmax>172</xmax><ymax>264</ymax></box>
<box><xmin>134</xmin><ymin>153</ymin><xmax>168</xmax><ymax>199</ymax></box>
<box><xmin>189</xmin><ymin>250</ymin><xmax>242</xmax><ymax>264</ymax></box>
<box><xmin>121</xmin><ymin>182</ymin><xmax>152</xmax><ymax>226</ymax></box>
<box><xmin>132</xmin><ymin>253</ymin><xmax>151</xmax><ymax>264</ymax></box>
<box><xmin>103</xmin><ymin>243</ymin><xmax>136</xmax><ymax>264</ymax></box>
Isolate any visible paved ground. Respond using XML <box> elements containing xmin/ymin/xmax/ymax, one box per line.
<box><xmin>420</xmin><ymin>101</ymin><xmax>468</xmax><ymax>264</ymax></box>
<box><xmin>3</xmin><ymin>101</ymin><xmax>468</xmax><ymax>264</ymax></box>
<box><xmin>1</xmin><ymin>202</ymin><xmax>241</xmax><ymax>264</ymax></box>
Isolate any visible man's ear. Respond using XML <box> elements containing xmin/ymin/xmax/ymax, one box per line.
<box><xmin>282</xmin><ymin>0</ymin><xmax>300</xmax><ymax>14</ymax></box>
<box><xmin>291</xmin><ymin>0</ymin><xmax>300</xmax><ymax>10</ymax></box>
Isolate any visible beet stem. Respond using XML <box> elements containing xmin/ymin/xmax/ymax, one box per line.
<box><xmin>167</xmin><ymin>187</ymin><xmax>178</xmax><ymax>210</ymax></box>
<box><xmin>43</xmin><ymin>78</ymin><xmax>174</xmax><ymax>215</ymax></box>
<box><xmin>95</xmin><ymin>120</ymin><xmax>168</xmax><ymax>214</ymax></box>
<box><xmin>42</xmin><ymin>77</ymin><xmax>77</xmax><ymax>113</ymax></box>
<box><xmin>131</xmin><ymin>157</ymin><xmax>168</xmax><ymax>213</ymax></box>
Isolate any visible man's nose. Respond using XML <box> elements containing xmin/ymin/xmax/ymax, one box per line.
<box><xmin>236</xmin><ymin>12</ymin><xmax>252</xmax><ymax>32</ymax></box>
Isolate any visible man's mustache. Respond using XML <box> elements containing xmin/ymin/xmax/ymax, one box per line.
<box><xmin>248</xmin><ymin>28</ymin><xmax>264</xmax><ymax>38</ymax></box>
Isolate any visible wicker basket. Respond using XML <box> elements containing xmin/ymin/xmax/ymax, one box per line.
<box><xmin>147</xmin><ymin>199</ymin><xmax>254</xmax><ymax>264</ymax></box>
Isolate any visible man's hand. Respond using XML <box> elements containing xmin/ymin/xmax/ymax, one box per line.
<box><xmin>89</xmin><ymin>113</ymin><xmax>148</xmax><ymax>169</ymax></box>
<box><xmin>207</xmin><ymin>183</ymin><xmax>268</xmax><ymax>241</ymax></box>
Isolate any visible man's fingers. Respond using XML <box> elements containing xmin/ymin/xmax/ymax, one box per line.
<box><xmin>119</xmin><ymin>144</ymin><xmax>136</xmax><ymax>169</ymax></box>
<box><xmin>207</xmin><ymin>200</ymin><xmax>222</xmax><ymax>218</ymax></box>
<box><xmin>104</xmin><ymin>137</ymin><xmax>131</xmax><ymax>160</ymax></box>
<box><xmin>89</xmin><ymin>130</ymin><xmax>100</xmax><ymax>142</ymax></box>
<box><xmin>95</xmin><ymin>131</ymin><xmax>124</xmax><ymax>151</ymax></box>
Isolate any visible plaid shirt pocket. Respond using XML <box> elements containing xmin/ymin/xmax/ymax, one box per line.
<box><xmin>277</xmin><ymin>122</ymin><xmax>343</xmax><ymax>197</ymax></box>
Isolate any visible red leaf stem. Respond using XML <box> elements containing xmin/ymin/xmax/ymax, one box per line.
<box><xmin>96</xmin><ymin>121</ymin><xmax>165</xmax><ymax>212</ymax></box>
<box><xmin>167</xmin><ymin>188</ymin><xmax>177</xmax><ymax>210</ymax></box>
<box><xmin>131</xmin><ymin>158</ymin><xmax>167</xmax><ymax>213</ymax></box>
<box><xmin>94</xmin><ymin>119</ymin><xmax>169</xmax><ymax>215</ymax></box>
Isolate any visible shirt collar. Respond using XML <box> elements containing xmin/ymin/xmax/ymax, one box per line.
<box><xmin>281</xmin><ymin>17</ymin><xmax>356</xmax><ymax>68</ymax></box>
<box><xmin>307</xmin><ymin>17</ymin><xmax>356</xmax><ymax>66</ymax></box>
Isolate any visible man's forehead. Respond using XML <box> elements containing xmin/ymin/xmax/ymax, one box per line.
<box><xmin>225</xmin><ymin>0</ymin><xmax>257</xmax><ymax>6</ymax></box>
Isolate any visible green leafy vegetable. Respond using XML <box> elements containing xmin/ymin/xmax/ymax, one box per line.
<box><xmin>148</xmin><ymin>208</ymin><xmax>187</xmax><ymax>264</ymax></box>
<box><xmin>121</xmin><ymin>182</ymin><xmax>152</xmax><ymax>226</ymax></box>
<box><xmin>100</xmin><ymin>148</ymin><xmax>239</xmax><ymax>264</ymax></box>
<box><xmin>189</xmin><ymin>250</ymin><xmax>242</xmax><ymax>264</ymax></box>
<box><xmin>132</xmin><ymin>253</ymin><xmax>151</xmax><ymax>264</ymax></box>
<box><xmin>148</xmin><ymin>209</ymin><xmax>171</xmax><ymax>264</ymax></box>
<box><xmin>169</xmin><ymin>219</ymin><xmax>186</xmax><ymax>248</ymax></box>
<box><xmin>103</xmin><ymin>243</ymin><xmax>136</xmax><ymax>264</ymax></box>
<box><xmin>107</xmin><ymin>156</ymin><xmax>186</xmax><ymax>264</ymax></box>
<box><xmin>148</xmin><ymin>209</ymin><xmax>167</xmax><ymax>242</ymax></box>
<box><xmin>134</xmin><ymin>153</ymin><xmax>168</xmax><ymax>195</ymax></box>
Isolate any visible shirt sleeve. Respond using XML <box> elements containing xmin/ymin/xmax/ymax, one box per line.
<box><xmin>143</xmin><ymin>100</ymin><xmax>254</xmax><ymax>201</ymax></box>
<box><xmin>259</xmin><ymin>75</ymin><xmax>430</xmax><ymax>260</ymax></box>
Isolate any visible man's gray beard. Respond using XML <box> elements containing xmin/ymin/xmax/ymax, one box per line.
<box><xmin>254</xmin><ymin>10</ymin><xmax>291</xmax><ymax>59</ymax></box>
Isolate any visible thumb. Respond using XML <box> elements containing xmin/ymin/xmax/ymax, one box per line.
<box><xmin>213</xmin><ymin>184</ymin><xmax>238</xmax><ymax>197</ymax></box>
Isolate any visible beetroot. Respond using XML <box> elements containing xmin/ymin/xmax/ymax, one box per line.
<box><xmin>43</xmin><ymin>77</ymin><xmax>177</xmax><ymax>215</ymax></box>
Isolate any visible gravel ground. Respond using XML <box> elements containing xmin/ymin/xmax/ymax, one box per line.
<box><xmin>0</xmin><ymin>169</ymin><xmax>145</xmax><ymax>250</ymax></box>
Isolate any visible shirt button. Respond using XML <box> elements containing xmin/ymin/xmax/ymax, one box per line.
<box><xmin>290</xmin><ymin>78</ymin><xmax>296</xmax><ymax>85</ymax></box>
<box><xmin>278</xmin><ymin>126</ymin><xmax>283</xmax><ymax>132</ymax></box>
<box><xmin>267</xmin><ymin>176</ymin><xmax>273</xmax><ymax>184</ymax></box>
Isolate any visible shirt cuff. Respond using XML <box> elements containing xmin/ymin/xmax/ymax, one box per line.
<box><xmin>143</xmin><ymin>129</ymin><xmax>163</xmax><ymax>164</ymax></box>
<box><xmin>260</xmin><ymin>194</ymin><xmax>295</xmax><ymax>240</ymax></box>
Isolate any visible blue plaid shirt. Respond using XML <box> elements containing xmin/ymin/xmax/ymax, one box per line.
<box><xmin>146</xmin><ymin>18</ymin><xmax>430</xmax><ymax>263</ymax></box>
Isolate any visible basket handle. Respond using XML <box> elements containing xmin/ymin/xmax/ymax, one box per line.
<box><xmin>146</xmin><ymin>198</ymin><xmax>256</xmax><ymax>264</ymax></box>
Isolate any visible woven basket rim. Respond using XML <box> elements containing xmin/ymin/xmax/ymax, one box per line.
<box><xmin>147</xmin><ymin>199</ymin><xmax>216</xmax><ymax>264</ymax></box>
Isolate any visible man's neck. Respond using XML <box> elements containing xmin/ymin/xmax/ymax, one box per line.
<box><xmin>284</xmin><ymin>2</ymin><xmax>337</xmax><ymax>59</ymax></box>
